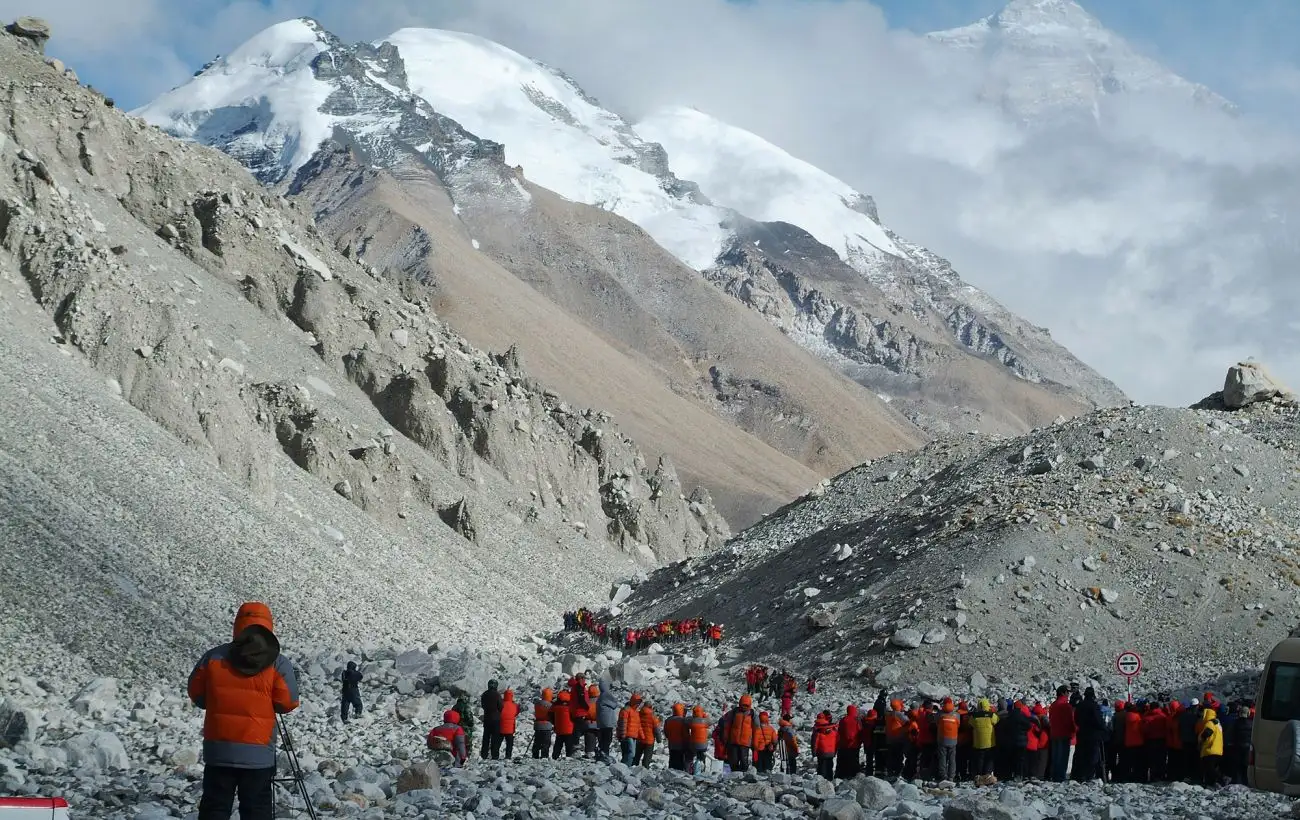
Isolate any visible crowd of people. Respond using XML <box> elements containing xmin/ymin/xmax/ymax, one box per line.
<box><xmin>420</xmin><ymin>676</ymin><xmax>1254</xmax><ymax>791</ymax></box>
<box><xmin>561</xmin><ymin>609</ymin><xmax>724</xmax><ymax>651</ymax></box>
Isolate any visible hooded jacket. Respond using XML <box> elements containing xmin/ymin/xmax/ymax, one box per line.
<box><xmin>837</xmin><ymin>705</ymin><xmax>861</xmax><ymax>751</ymax></box>
<box><xmin>664</xmin><ymin>704</ymin><xmax>689</xmax><ymax>750</ymax></box>
<box><xmin>1048</xmin><ymin>694</ymin><xmax>1076</xmax><ymax>741</ymax></box>
<box><xmin>1199</xmin><ymin>709</ymin><xmax>1223</xmax><ymax>757</ymax></box>
<box><xmin>500</xmin><ymin>690</ymin><xmax>519</xmax><ymax>735</ymax></box>
<box><xmin>427</xmin><ymin>710</ymin><xmax>468</xmax><ymax>763</ymax></box>
<box><xmin>597</xmin><ymin>680</ymin><xmax>620</xmax><ymax>730</ymax></box>
<box><xmin>188</xmin><ymin>602</ymin><xmax>300</xmax><ymax>769</ymax></box>
<box><xmin>481</xmin><ymin>681</ymin><xmax>503</xmax><ymax>724</ymax></box>
<box><xmin>969</xmin><ymin>700</ymin><xmax>999</xmax><ymax>750</ymax></box>
<box><xmin>688</xmin><ymin>706</ymin><xmax>711</xmax><ymax>751</ymax></box>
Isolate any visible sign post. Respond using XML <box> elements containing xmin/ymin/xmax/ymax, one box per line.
<box><xmin>1116</xmin><ymin>650</ymin><xmax>1142</xmax><ymax>701</ymax></box>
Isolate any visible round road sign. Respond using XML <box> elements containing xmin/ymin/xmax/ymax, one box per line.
<box><xmin>1116</xmin><ymin>651</ymin><xmax>1142</xmax><ymax>677</ymax></box>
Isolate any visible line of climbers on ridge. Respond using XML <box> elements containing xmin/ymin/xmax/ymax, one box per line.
<box><xmin>562</xmin><ymin>609</ymin><xmax>723</xmax><ymax>651</ymax></box>
<box><xmin>421</xmin><ymin>677</ymin><xmax>1249</xmax><ymax>791</ymax></box>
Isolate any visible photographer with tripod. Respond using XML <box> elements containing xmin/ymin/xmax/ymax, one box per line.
<box><xmin>188</xmin><ymin>602</ymin><xmax>300</xmax><ymax>820</ymax></box>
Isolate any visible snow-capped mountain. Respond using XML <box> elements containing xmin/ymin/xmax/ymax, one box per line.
<box><xmin>928</xmin><ymin>0</ymin><xmax>1234</xmax><ymax>124</ymax></box>
<box><xmin>136</xmin><ymin>17</ymin><xmax>1125</xmax><ymax>441</ymax></box>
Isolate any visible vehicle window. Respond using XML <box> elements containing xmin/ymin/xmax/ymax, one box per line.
<box><xmin>1263</xmin><ymin>662</ymin><xmax>1300</xmax><ymax>722</ymax></box>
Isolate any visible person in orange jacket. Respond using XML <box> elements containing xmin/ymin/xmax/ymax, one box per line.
<box><xmin>637</xmin><ymin>701</ymin><xmax>662</xmax><ymax>767</ymax></box>
<box><xmin>859</xmin><ymin>708</ymin><xmax>880</xmax><ymax>778</ymax></box>
<box><xmin>884</xmin><ymin>699</ymin><xmax>912</xmax><ymax>779</ymax></box>
<box><xmin>914</xmin><ymin>703</ymin><xmax>937</xmax><ymax>781</ymax></box>
<box><xmin>532</xmin><ymin>688</ymin><xmax>554</xmax><ymax>759</ymax></box>
<box><xmin>934</xmin><ymin>698</ymin><xmax>961</xmax><ymax>783</ymax></box>
<box><xmin>812</xmin><ymin>711</ymin><xmax>837</xmax><ymax>780</ymax></box>
<box><xmin>778</xmin><ymin>714</ymin><xmax>800</xmax><ymax>775</ymax></box>
<box><xmin>688</xmin><ymin>706</ymin><xmax>711</xmax><ymax>774</ymax></box>
<box><xmin>584</xmin><ymin>684</ymin><xmax>601</xmax><ymax>759</ymax></box>
<box><xmin>836</xmin><ymin>705</ymin><xmax>861</xmax><ymax>780</ymax></box>
<box><xmin>188</xmin><ymin>602</ymin><xmax>300</xmax><ymax>820</ymax></box>
<box><xmin>722</xmin><ymin>694</ymin><xmax>760</xmax><ymax>772</ymax></box>
<box><xmin>755</xmin><ymin>712</ymin><xmax>779</xmax><ymax>773</ymax></box>
<box><xmin>499</xmin><ymin>689</ymin><xmax>519</xmax><ymax>760</ymax></box>
<box><xmin>1166</xmin><ymin>700</ymin><xmax>1185</xmax><ymax>781</ymax></box>
<box><xmin>664</xmin><ymin>703</ymin><xmax>690</xmax><ymax>771</ymax></box>
<box><xmin>551</xmin><ymin>690</ymin><xmax>577</xmax><ymax>759</ymax></box>
<box><xmin>1120</xmin><ymin>702</ymin><xmax>1145</xmax><ymax>782</ymax></box>
<box><xmin>1027</xmin><ymin>704</ymin><xmax>1050</xmax><ymax>780</ymax></box>
<box><xmin>618</xmin><ymin>694</ymin><xmax>643</xmax><ymax>766</ymax></box>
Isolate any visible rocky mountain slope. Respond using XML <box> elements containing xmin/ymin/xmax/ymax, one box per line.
<box><xmin>617</xmin><ymin>365</ymin><xmax>1300</xmax><ymax>694</ymax></box>
<box><xmin>135</xmin><ymin>19</ymin><xmax>1125</xmax><ymax>505</ymax></box>
<box><xmin>134</xmin><ymin>19</ymin><xmax>934</xmax><ymax>527</ymax></box>
<box><xmin>928</xmin><ymin>0</ymin><xmax>1235</xmax><ymax>124</ymax></box>
<box><xmin>0</xmin><ymin>22</ymin><xmax>736</xmax><ymax>684</ymax></box>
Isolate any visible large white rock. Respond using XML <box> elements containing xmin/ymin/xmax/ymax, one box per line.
<box><xmin>1223</xmin><ymin>361</ymin><xmax>1292</xmax><ymax>409</ymax></box>
<box><xmin>71</xmin><ymin>677</ymin><xmax>119</xmax><ymax>716</ymax></box>
<box><xmin>890</xmin><ymin>629</ymin><xmax>924</xmax><ymax>649</ymax></box>
<box><xmin>63</xmin><ymin>730</ymin><xmax>130</xmax><ymax>772</ymax></box>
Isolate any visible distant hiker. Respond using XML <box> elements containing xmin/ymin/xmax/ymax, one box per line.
<box><xmin>499</xmin><ymin>689</ymin><xmax>519</xmax><ymax>760</ymax></box>
<box><xmin>427</xmin><ymin>709</ymin><xmax>469</xmax><ymax>767</ymax></box>
<box><xmin>532</xmin><ymin>688</ymin><xmax>554</xmax><ymax>759</ymax></box>
<box><xmin>806</xmin><ymin>677</ymin><xmax>817</xmax><ymax>695</ymax></box>
<box><xmin>480</xmin><ymin>679</ymin><xmax>503</xmax><ymax>760</ymax></box>
<box><xmin>596</xmin><ymin>681</ymin><xmax>619</xmax><ymax>761</ymax></box>
<box><xmin>340</xmin><ymin>661</ymin><xmax>363</xmax><ymax>723</ymax></box>
<box><xmin>188</xmin><ymin>602</ymin><xmax>300</xmax><ymax>820</ymax></box>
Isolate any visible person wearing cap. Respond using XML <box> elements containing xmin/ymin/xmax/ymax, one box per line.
<box><xmin>1178</xmin><ymin>697</ymin><xmax>1201</xmax><ymax>783</ymax></box>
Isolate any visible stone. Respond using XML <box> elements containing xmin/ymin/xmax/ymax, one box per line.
<box><xmin>281</xmin><ymin>233</ymin><xmax>332</xmax><ymax>280</ymax></box>
<box><xmin>818</xmin><ymin>798</ymin><xmax>865</xmax><ymax>820</ymax></box>
<box><xmin>0</xmin><ymin>700</ymin><xmax>35</xmax><ymax>749</ymax></box>
<box><xmin>1104</xmin><ymin>514</ymin><xmax>1122</xmax><ymax>531</ymax></box>
<box><xmin>395</xmin><ymin>761</ymin><xmax>439</xmax><ymax>794</ymax></box>
<box><xmin>969</xmin><ymin>672</ymin><xmax>989</xmax><ymax>692</ymax></box>
<box><xmin>394</xmin><ymin>648</ymin><xmax>439</xmax><ymax>678</ymax></box>
<box><xmin>396</xmin><ymin>696</ymin><xmax>437</xmax><ymax>722</ymax></box>
<box><xmin>390</xmin><ymin>327</ymin><xmax>409</xmax><ymax>348</ymax></box>
<box><xmin>890</xmin><ymin>629</ymin><xmax>923</xmax><ymax>649</ymax></box>
<box><xmin>1223</xmin><ymin>361</ymin><xmax>1291</xmax><ymax>409</ymax></box>
<box><xmin>6</xmin><ymin>17</ymin><xmax>51</xmax><ymax>50</ymax></box>
<box><xmin>1082</xmin><ymin>557</ymin><xmax>1099</xmax><ymax>571</ymax></box>
<box><xmin>1027</xmin><ymin>459</ymin><xmax>1055</xmax><ymax>475</ymax></box>
<box><xmin>334</xmin><ymin>480</ymin><xmax>354</xmax><ymax>500</ymax></box>
<box><xmin>63</xmin><ymin>731</ymin><xmax>129</xmax><ymax>772</ymax></box>
<box><xmin>923</xmin><ymin>627</ymin><xmax>947</xmax><ymax>645</ymax></box>
<box><xmin>855</xmin><ymin>777</ymin><xmax>896</xmax><ymax>811</ymax></box>
<box><xmin>731</xmin><ymin>782</ymin><xmax>775</xmax><ymax>803</ymax></box>
<box><xmin>875</xmin><ymin>664</ymin><xmax>903</xmax><ymax>687</ymax></box>
<box><xmin>438</xmin><ymin>498</ymin><xmax>478</xmax><ymax>543</ymax></box>
<box><xmin>917</xmin><ymin>682</ymin><xmax>950</xmax><ymax>700</ymax></box>
<box><xmin>807</xmin><ymin>604</ymin><xmax>838</xmax><ymax>629</ymax></box>
<box><xmin>561</xmin><ymin>653</ymin><xmax>592</xmax><ymax>675</ymax></box>
<box><xmin>71</xmin><ymin>677</ymin><xmax>118</xmax><ymax>716</ymax></box>
<box><xmin>1100</xmin><ymin>588</ymin><xmax>1120</xmax><ymax>605</ymax></box>
<box><xmin>1080</xmin><ymin>454</ymin><xmax>1105</xmax><ymax>470</ymax></box>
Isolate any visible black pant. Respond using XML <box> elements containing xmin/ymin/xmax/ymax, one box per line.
<box><xmin>481</xmin><ymin>719</ymin><xmax>501</xmax><ymax>759</ymax></box>
<box><xmin>198</xmin><ymin>765</ymin><xmax>274</xmax><ymax>820</ymax></box>
<box><xmin>972</xmin><ymin>748</ymin><xmax>993</xmax><ymax>776</ymax></box>
<box><xmin>553</xmin><ymin>733</ymin><xmax>577</xmax><ymax>759</ymax></box>
<box><xmin>532</xmin><ymin>730</ymin><xmax>552</xmax><ymax>758</ymax></box>
<box><xmin>492</xmin><ymin>733</ymin><xmax>514</xmax><ymax>759</ymax></box>
<box><xmin>668</xmin><ymin>749</ymin><xmax>687</xmax><ymax>770</ymax></box>
<box><xmin>637</xmin><ymin>741</ymin><xmax>655</xmax><ymax>767</ymax></box>
<box><xmin>816</xmin><ymin>755</ymin><xmax>834</xmax><ymax>779</ymax></box>
<box><xmin>727</xmin><ymin>744</ymin><xmax>750</xmax><ymax>772</ymax></box>
<box><xmin>1201</xmin><ymin>755</ymin><xmax>1221</xmax><ymax>787</ymax></box>
<box><xmin>1146</xmin><ymin>742</ymin><xmax>1167</xmax><ymax>782</ymax></box>
<box><xmin>757</xmin><ymin>750</ymin><xmax>775</xmax><ymax>773</ymax></box>
<box><xmin>834</xmin><ymin>749</ymin><xmax>858</xmax><ymax>780</ymax></box>
<box><xmin>598</xmin><ymin>727</ymin><xmax>615</xmax><ymax>760</ymax></box>
<box><xmin>340</xmin><ymin>691</ymin><xmax>362</xmax><ymax>721</ymax></box>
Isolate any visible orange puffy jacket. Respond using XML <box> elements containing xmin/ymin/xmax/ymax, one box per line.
<box><xmin>756</xmin><ymin>713</ymin><xmax>778</xmax><ymax>752</ymax></box>
<box><xmin>587</xmin><ymin>685</ymin><xmax>600</xmax><ymax>723</ymax></box>
<box><xmin>552</xmin><ymin>693</ymin><xmax>575</xmax><ymax>736</ymax></box>
<box><xmin>727</xmin><ymin>707</ymin><xmax>759</xmax><ymax>748</ymax></box>
<box><xmin>534</xmin><ymin>694</ymin><xmax>553</xmax><ymax>732</ymax></box>
<box><xmin>664</xmin><ymin>704</ymin><xmax>689</xmax><ymax>750</ymax></box>
<box><xmin>639</xmin><ymin>705</ymin><xmax>660</xmax><ymax>745</ymax></box>
<box><xmin>885</xmin><ymin>701</ymin><xmax>910</xmax><ymax>742</ymax></box>
<box><xmin>188</xmin><ymin>602</ymin><xmax>300</xmax><ymax>769</ymax></box>
<box><xmin>688</xmin><ymin>706</ymin><xmax>711</xmax><ymax>751</ymax></box>
<box><xmin>619</xmin><ymin>698</ymin><xmax>643</xmax><ymax>740</ymax></box>
<box><xmin>812</xmin><ymin>715</ymin><xmax>837</xmax><ymax>757</ymax></box>
<box><xmin>500</xmin><ymin>690</ymin><xmax>519</xmax><ymax>736</ymax></box>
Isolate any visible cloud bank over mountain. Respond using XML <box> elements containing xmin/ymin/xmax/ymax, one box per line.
<box><xmin>14</xmin><ymin>0</ymin><xmax>1300</xmax><ymax>404</ymax></box>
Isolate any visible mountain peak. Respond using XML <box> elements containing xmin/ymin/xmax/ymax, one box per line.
<box><xmin>991</xmin><ymin>0</ymin><xmax>1105</xmax><ymax>33</ymax></box>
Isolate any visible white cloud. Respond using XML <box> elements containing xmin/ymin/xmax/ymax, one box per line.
<box><xmin>6</xmin><ymin>0</ymin><xmax>1299</xmax><ymax>405</ymax></box>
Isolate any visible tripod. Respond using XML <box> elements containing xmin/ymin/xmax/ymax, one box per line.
<box><xmin>275</xmin><ymin>714</ymin><xmax>320</xmax><ymax>820</ymax></box>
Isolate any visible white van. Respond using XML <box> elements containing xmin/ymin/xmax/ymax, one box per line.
<box><xmin>1250</xmin><ymin>636</ymin><xmax>1300</xmax><ymax>794</ymax></box>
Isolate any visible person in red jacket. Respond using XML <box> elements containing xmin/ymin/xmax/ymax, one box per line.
<box><xmin>812</xmin><ymin>711</ymin><xmax>837</xmax><ymax>780</ymax></box>
<box><xmin>835</xmin><ymin>705</ymin><xmax>861</xmax><ymax>780</ymax></box>
<box><xmin>1047</xmin><ymin>686</ymin><xmax>1076</xmax><ymax>782</ymax></box>
<box><xmin>551</xmin><ymin>691</ymin><xmax>577</xmax><ymax>759</ymax></box>
<box><xmin>1121</xmin><ymin>703</ymin><xmax>1145</xmax><ymax>782</ymax></box>
<box><xmin>427</xmin><ymin>710</ymin><xmax>469</xmax><ymax>766</ymax></box>
<box><xmin>1028</xmin><ymin>704</ymin><xmax>1050</xmax><ymax>780</ymax></box>
<box><xmin>1143</xmin><ymin>704</ymin><xmax>1170</xmax><ymax>783</ymax></box>
<box><xmin>188</xmin><ymin>602</ymin><xmax>300</xmax><ymax>820</ymax></box>
<box><xmin>499</xmin><ymin>689</ymin><xmax>519</xmax><ymax>760</ymax></box>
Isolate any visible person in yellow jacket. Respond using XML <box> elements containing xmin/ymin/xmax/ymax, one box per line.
<box><xmin>617</xmin><ymin>695</ymin><xmax>643</xmax><ymax>766</ymax></box>
<box><xmin>1199</xmin><ymin>708</ymin><xmax>1223</xmax><ymax>787</ymax></box>
<box><xmin>968</xmin><ymin>698</ymin><xmax>1000</xmax><ymax>784</ymax></box>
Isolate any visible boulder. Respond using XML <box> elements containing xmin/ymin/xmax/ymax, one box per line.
<box><xmin>807</xmin><ymin>604</ymin><xmax>838</xmax><ymax>629</ymax></box>
<box><xmin>610</xmin><ymin>583</ymin><xmax>634</xmax><ymax>606</ymax></box>
<box><xmin>856</xmin><ymin>777</ymin><xmax>897</xmax><ymax>811</ymax></box>
<box><xmin>438</xmin><ymin>652</ymin><xmax>496</xmax><ymax>698</ymax></box>
<box><xmin>395</xmin><ymin>761</ymin><xmax>440</xmax><ymax>794</ymax></box>
<box><xmin>395</xmin><ymin>696</ymin><xmax>438</xmax><ymax>723</ymax></box>
<box><xmin>875</xmin><ymin>664</ymin><xmax>902</xmax><ymax>687</ymax></box>
<box><xmin>394</xmin><ymin>649</ymin><xmax>439</xmax><ymax>678</ymax></box>
<box><xmin>63</xmin><ymin>731</ymin><xmax>130</xmax><ymax>773</ymax></box>
<box><xmin>437</xmin><ymin>498</ymin><xmax>478</xmax><ymax>543</ymax></box>
<box><xmin>561</xmin><ymin>653</ymin><xmax>592</xmax><ymax>675</ymax></box>
<box><xmin>1223</xmin><ymin>361</ymin><xmax>1292</xmax><ymax>409</ymax></box>
<box><xmin>71</xmin><ymin>677</ymin><xmax>119</xmax><ymax>716</ymax></box>
<box><xmin>890</xmin><ymin>629</ymin><xmax>923</xmax><ymax>649</ymax></box>
<box><xmin>819</xmin><ymin>798</ymin><xmax>866</xmax><ymax>820</ymax></box>
<box><xmin>5</xmin><ymin>17</ymin><xmax>50</xmax><ymax>51</ymax></box>
<box><xmin>0</xmin><ymin>699</ymin><xmax>36</xmax><ymax>749</ymax></box>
